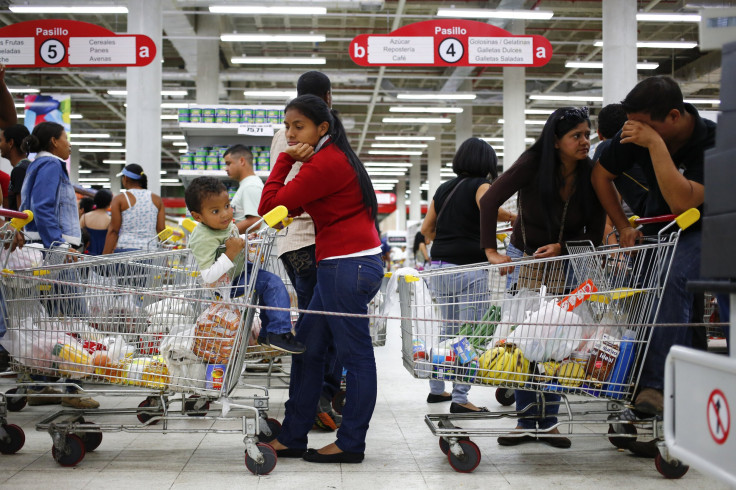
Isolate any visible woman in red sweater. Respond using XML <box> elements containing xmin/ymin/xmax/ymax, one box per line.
<box><xmin>259</xmin><ymin>94</ymin><xmax>383</xmax><ymax>464</ymax></box>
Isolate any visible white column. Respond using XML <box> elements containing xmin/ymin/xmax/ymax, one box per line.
<box><xmin>109</xmin><ymin>164</ymin><xmax>121</xmax><ymax>194</ymax></box>
<box><xmin>395</xmin><ymin>179</ymin><xmax>406</xmax><ymax>231</ymax></box>
<box><xmin>602</xmin><ymin>0</ymin><xmax>637</xmax><ymax>105</ymax></box>
<box><xmin>427</xmin><ymin>130</ymin><xmax>442</xmax><ymax>202</ymax></box>
<box><xmin>503</xmin><ymin>19</ymin><xmax>526</xmax><ymax>171</ymax></box>
<box><xmin>196</xmin><ymin>14</ymin><xmax>220</xmax><ymax>104</ymax></box>
<box><xmin>455</xmin><ymin>80</ymin><xmax>473</xmax><ymax>150</ymax></box>
<box><xmin>409</xmin><ymin>154</ymin><xmax>421</xmax><ymax>221</ymax></box>
<box><xmin>69</xmin><ymin>146</ymin><xmax>79</xmax><ymax>183</ymax></box>
<box><xmin>126</xmin><ymin>0</ymin><xmax>162</xmax><ymax>194</ymax></box>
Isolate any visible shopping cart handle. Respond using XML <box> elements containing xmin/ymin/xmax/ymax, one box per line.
<box><xmin>181</xmin><ymin>218</ymin><xmax>197</xmax><ymax>233</ymax></box>
<box><xmin>157</xmin><ymin>227</ymin><xmax>174</xmax><ymax>241</ymax></box>
<box><xmin>262</xmin><ymin>205</ymin><xmax>289</xmax><ymax>228</ymax></box>
<box><xmin>3</xmin><ymin>209</ymin><xmax>34</xmax><ymax>230</ymax></box>
<box><xmin>627</xmin><ymin>208</ymin><xmax>700</xmax><ymax>231</ymax></box>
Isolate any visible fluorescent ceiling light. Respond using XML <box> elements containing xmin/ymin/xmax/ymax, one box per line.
<box><xmin>68</xmin><ymin>133</ymin><xmax>110</xmax><ymax>138</ymax></box>
<box><xmin>369</xmin><ymin>150</ymin><xmax>423</xmax><ymax>156</ymax></box>
<box><xmin>173</xmin><ymin>142</ymin><xmax>188</xmax><ymax>146</ymax></box>
<box><xmin>163</xmin><ymin>135</ymin><xmax>185</xmax><ymax>140</ymax></box>
<box><xmin>161</xmin><ymin>178</ymin><xmax>180</xmax><ymax>183</ymax></box>
<box><xmin>565</xmin><ymin>61</ymin><xmax>659</xmax><ymax>70</ymax></box>
<box><xmin>78</xmin><ymin>170</ymin><xmax>92</xmax><ymax>174</ymax></box>
<box><xmin>222</xmin><ymin>34</ymin><xmax>326</xmax><ymax>43</ymax></box>
<box><xmin>73</xmin><ymin>141</ymin><xmax>123</xmax><ymax>146</ymax></box>
<box><xmin>636</xmin><ymin>13</ymin><xmax>701</xmax><ymax>22</ymax></box>
<box><xmin>161</xmin><ymin>103</ymin><xmax>190</xmax><ymax>109</ymax></box>
<box><xmin>483</xmin><ymin>137</ymin><xmax>535</xmax><ymax>143</ymax></box>
<box><xmin>244</xmin><ymin>90</ymin><xmax>297</xmax><ymax>98</ymax></box>
<box><xmin>160</xmin><ymin>171</ymin><xmax>168</xmax><ymax>175</ymax></box>
<box><xmin>79</xmin><ymin>148</ymin><xmax>126</xmax><ymax>153</ymax></box>
<box><xmin>10</xmin><ymin>6</ymin><xmax>127</xmax><ymax>14</ymax></box>
<box><xmin>78</xmin><ymin>178</ymin><xmax>111</xmax><ymax>183</ymax></box>
<box><xmin>529</xmin><ymin>94</ymin><xmax>604</xmax><ymax>102</ymax></box>
<box><xmin>594</xmin><ymin>40</ymin><xmax>698</xmax><ymax>49</ymax></box>
<box><xmin>332</xmin><ymin>94</ymin><xmax>372</xmax><ymax>103</ymax></box>
<box><xmin>161</xmin><ymin>114</ymin><xmax>178</xmax><ymax>120</ymax></box>
<box><xmin>684</xmin><ymin>98</ymin><xmax>720</xmax><ymax>105</ymax></box>
<box><xmin>397</xmin><ymin>93</ymin><xmax>476</xmax><ymax>101</ymax></box>
<box><xmin>436</xmin><ymin>8</ymin><xmax>554</xmax><ymax>20</ymax></box>
<box><xmin>364</xmin><ymin>162</ymin><xmax>413</xmax><ymax>167</ymax></box>
<box><xmin>524</xmin><ymin>109</ymin><xmax>554</xmax><ymax>115</ymax></box>
<box><xmin>371</xmin><ymin>143</ymin><xmax>428</xmax><ymax>149</ymax></box>
<box><xmin>371</xmin><ymin>179</ymin><xmax>399</xmax><ymax>184</ymax></box>
<box><xmin>178</xmin><ymin>149</ymin><xmax>188</xmax><ymax>153</ymax></box>
<box><xmin>389</xmin><ymin>106</ymin><xmax>463</xmax><ymax>114</ymax></box>
<box><xmin>375</xmin><ymin>136</ymin><xmax>436</xmax><ymax>141</ymax></box>
<box><xmin>382</xmin><ymin>117</ymin><xmax>451</xmax><ymax>124</ymax></box>
<box><xmin>210</xmin><ymin>6</ymin><xmax>326</xmax><ymax>15</ymax></box>
<box><xmin>8</xmin><ymin>88</ymin><xmax>38</xmax><ymax>93</ymax></box>
<box><xmin>498</xmin><ymin>119</ymin><xmax>547</xmax><ymax>125</ymax></box>
<box><xmin>231</xmin><ymin>57</ymin><xmax>326</xmax><ymax>65</ymax></box>
<box><xmin>70</xmin><ymin>114</ymin><xmax>83</xmax><ymax>119</ymax></box>
<box><xmin>373</xmin><ymin>184</ymin><xmax>396</xmax><ymax>190</ymax></box>
<box><xmin>108</xmin><ymin>90</ymin><xmax>188</xmax><ymax>96</ymax></box>
<box><xmin>367</xmin><ymin>170</ymin><xmax>408</xmax><ymax>176</ymax></box>
<box><xmin>102</xmin><ymin>160</ymin><xmax>126</xmax><ymax>164</ymax></box>
<box><xmin>13</xmin><ymin>103</ymin><xmax>24</xmax><ymax>108</ymax></box>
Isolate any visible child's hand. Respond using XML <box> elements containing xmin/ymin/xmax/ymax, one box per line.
<box><xmin>224</xmin><ymin>236</ymin><xmax>245</xmax><ymax>260</ymax></box>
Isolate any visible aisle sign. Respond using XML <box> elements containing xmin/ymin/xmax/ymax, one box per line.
<box><xmin>238</xmin><ymin>123</ymin><xmax>275</xmax><ymax>137</ymax></box>
<box><xmin>707</xmin><ymin>389</ymin><xmax>730</xmax><ymax>445</ymax></box>
<box><xmin>0</xmin><ymin>20</ymin><xmax>156</xmax><ymax>68</ymax></box>
<box><xmin>350</xmin><ymin>19</ymin><xmax>552</xmax><ymax>67</ymax></box>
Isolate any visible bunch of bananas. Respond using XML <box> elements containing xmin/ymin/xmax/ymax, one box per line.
<box><xmin>478</xmin><ymin>345</ymin><xmax>530</xmax><ymax>386</ymax></box>
<box><xmin>556</xmin><ymin>360</ymin><xmax>586</xmax><ymax>387</ymax></box>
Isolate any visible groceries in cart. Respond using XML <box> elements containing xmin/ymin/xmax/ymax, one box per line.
<box><xmin>184</xmin><ymin>177</ymin><xmax>304</xmax><ymax>355</ymax></box>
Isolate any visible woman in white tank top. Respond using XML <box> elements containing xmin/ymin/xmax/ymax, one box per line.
<box><xmin>103</xmin><ymin>163</ymin><xmax>166</xmax><ymax>253</ymax></box>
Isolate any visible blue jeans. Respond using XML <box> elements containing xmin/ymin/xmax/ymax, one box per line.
<box><xmin>640</xmin><ymin>230</ymin><xmax>701</xmax><ymax>391</ymax></box>
<box><xmin>232</xmin><ymin>263</ymin><xmax>291</xmax><ymax>335</ymax></box>
<box><xmin>277</xmin><ymin>254</ymin><xmax>383</xmax><ymax>454</ymax></box>
<box><xmin>506</xmin><ymin>243</ymin><xmax>561</xmax><ymax>425</ymax></box>
<box><xmin>427</xmin><ymin>261</ymin><xmax>489</xmax><ymax>404</ymax></box>
<box><xmin>281</xmin><ymin>245</ymin><xmax>342</xmax><ymax>400</ymax></box>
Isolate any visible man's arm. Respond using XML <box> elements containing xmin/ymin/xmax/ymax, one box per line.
<box><xmin>621</xmin><ymin>120</ymin><xmax>704</xmax><ymax>214</ymax></box>
<box><xmin>592</xmin><ymin>162</ymin><xmax>641</xmax><ymax>248</ymax></box>
<box><xmin>235</xmin><ymin>215</ymin><xmax>260</xmax><ymax>234</ymax></box>
<box><xmin>0</xmin><ymin>65</ymin><xmax>17</xmax><ymax>129</ymax></box>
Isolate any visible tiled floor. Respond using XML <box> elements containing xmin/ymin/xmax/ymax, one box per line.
<box><xmin>0</xmin><ymin>311</ymin><xmax>729</xmax><ymax>489</ymax></box>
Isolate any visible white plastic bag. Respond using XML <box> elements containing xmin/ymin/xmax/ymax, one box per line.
<box><xmin>160</xmin><ymin>323</ymin><xmax>205</xmax><ymax>390</ymax></box>
<box><xmin>0</xmin><ymin>243</ymin><xmax>44</xmax><ymax>270</ymax></box>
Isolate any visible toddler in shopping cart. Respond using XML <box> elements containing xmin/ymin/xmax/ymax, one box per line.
<box><xmin>185</xmin><ymin>177</ymin><xmax>305</xmax><ymax>354</ymax></box>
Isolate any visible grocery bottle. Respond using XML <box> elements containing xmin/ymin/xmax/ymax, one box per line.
<box><xmin>603</xmin><ymin>329</ymin><xmax>637</xmax><ymax>399</ymax></box>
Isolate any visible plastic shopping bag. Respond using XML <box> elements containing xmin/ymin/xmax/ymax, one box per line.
<box><xmin>160</xmin><ymin>323</ymin><xmax>205</xmax><ymax>390</ymax></box>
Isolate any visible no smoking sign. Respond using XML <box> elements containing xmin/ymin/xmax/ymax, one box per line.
<box><xmin>707</xmin><ymin>389</ymin><xmax>730</xmax><ymax>445</ymax></box>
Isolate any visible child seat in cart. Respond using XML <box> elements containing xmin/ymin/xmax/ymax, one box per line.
<box><xmin>0</xmin><ymin>206</ymin><xmax>293</xmax><ymax>475</ymax></box>
<box><xmin>397</xmin><ymin>209</ymin><xmax>699</xmax><ymax>477</ymax></box>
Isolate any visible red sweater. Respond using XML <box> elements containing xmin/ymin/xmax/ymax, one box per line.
<box><xmin>259</xmin><ymin>141</ymin><xmax>380</xmax><ymax>263</ymax></box>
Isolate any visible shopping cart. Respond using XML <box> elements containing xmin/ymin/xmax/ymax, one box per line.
<box><xmin>0</xmin><ymin>206</ymin><xmax>293</xmax><ymax>475</ymax></box>
<box><xmin>397</xmin><ymin>210</ymin><xmax>698</xmax><ymax>477</ymax></box>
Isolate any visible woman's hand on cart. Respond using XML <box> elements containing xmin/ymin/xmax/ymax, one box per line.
<box><xmin>618</xmin><ymin>226</ymin><xmax>643</xmax><ymax>248</ymax></box>
<box><xmin>532</xmin><ymin>243</ymin><xmax>562</xmax><ymax>258</ymax></box>
<box><xmin>485</xmin><ymin>248</ymin><xmax>514</xmax><ymax>275</ymax></box>
<box><xmin>9</xmin><ymin>230</ymin><xmax>24</xmax><ymax>251</ymax></box>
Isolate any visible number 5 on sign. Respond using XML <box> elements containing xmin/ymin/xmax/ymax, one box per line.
<box><xmin>438</xmin><ymin>38</ymin><xmax>463</xmax><ymax>63</ymax></box>
<box><xmin>40</xmin><ymin>39</ymin><xmax>66</xmax><ymax>65</ymax></box>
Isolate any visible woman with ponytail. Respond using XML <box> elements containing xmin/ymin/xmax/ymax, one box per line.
<box><xmin>259</xmin><ymin>94</ymin><xmax>383</xmax><ymax>464</ymax></box>
<box><xmin>103</xmin><ymin>163</ymin><xmax>165</xmax><ymax>253</ymax></box>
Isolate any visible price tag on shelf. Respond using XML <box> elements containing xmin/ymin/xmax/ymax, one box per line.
<box><xmin>238</xmin><ymin>124</ymin><xmax>274</xmax><ymax>137</ymax></box>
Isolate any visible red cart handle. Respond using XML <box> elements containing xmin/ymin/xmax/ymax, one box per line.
<box><xmin>628</xmin><ymin>208</ymin><xmax>699</xmax><ymax>231</ymax></box>
<box><xmin>0</xmin><ymin>208</ymin><xmax>31</xmax><ymax>220</ymax></box>
<box><xmin>628</xmin><ymin>214</ymin><xmax>677</xmax><ymax>226</ymax></box>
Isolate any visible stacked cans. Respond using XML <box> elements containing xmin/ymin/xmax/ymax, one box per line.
<box><xmin>177</xmin><ymin>106</ymin><xmax>284</xmax><ymax>125</ymax></box>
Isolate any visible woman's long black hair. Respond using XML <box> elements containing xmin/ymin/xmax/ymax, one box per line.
<box><xmin>523</xmin><ymin>106</ymin><xmax>592</xmax><ymax>235</ymax></box>
<box><xmin>285</xmin><ymin>94</ymin><xmax>378</xmax><ymax>220</ymax></box>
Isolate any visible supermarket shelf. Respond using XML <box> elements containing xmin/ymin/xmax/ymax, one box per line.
<box><xmin>177</xmin><ymin>169</ymin><xmax>270</xmax><ymax>188</ymax></box>
<box><xmin>179</xmin><ymin>123</ymin><xmax>275</xmax><ymax>148</ymax></box>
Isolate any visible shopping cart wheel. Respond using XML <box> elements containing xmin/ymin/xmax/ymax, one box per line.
<box><xmin>0</xmin><ymin>424</ymin><xmax>25</xmax><ymax>454</ymax></box>
<box><xmin>76</xmin><ymin>422</ymin><xmax>102</xmax><ymax>452</ymax></box>
<box><xmin>607</xmin><ymin>423</ymin><xmax>636</xmax><ymax>449</ymax></box>
<box><xmin>51</xmin><ymin>434</ymin><xmax>86</xmax><ymax>467</ymax></box>
<box><xmin>184</xmin><ymin>395</ymin><xmax>210</xmax><ymax>417</ymax></box>
<box><xmin>5</xmin><ymin>389</ymin><xmax>26</xmax><ymax>412</ymax></box>
<box><xmin>447</xmin><ymin>439</ymin><xmax>481</xmax><ymax>473</ymax></box>
<box><xmin>258</xmin><ymin>417</ymin><xmax>282</xmax><ymax>442</ymax></box>
<box><xmin>332</xmin><ymin>390</ymin><xmax>346</xmax><ymax>415</ymax></box>
<box><xmin>654</xmin><ymin>453</ymin><xmax>689</xmax><ymax>479</ymax></box>
<box><xmin>495</xmin><ymin>388</ymin><xmax>516</xmax><ymax>407</ymax></box>
<box><xmin>136</xmin><ymin>398</ymin><xmax>162</xmax><ymax>425</ymax></box>
<box><xmin>439</xmin><ymin>433</ymin><xmax>470</xmax><ymax>455</ymax></box>
<box><xmin>245</xmin><ymin>442</ymin><xmax>277</xmax><ymax>475</ymax></box>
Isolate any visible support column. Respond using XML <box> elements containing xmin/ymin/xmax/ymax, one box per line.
<box><xmin>503</xmin><ymin>19</ymin><xmax>526</xmax><ymax>171</ymax></box>
<box><xmin>427</xmin><ymin>129</ymin><xmax>442</xmax><ymax>203</ymax></box>
<box><xmin>69</xmin><ymin>147</ymin><xmax>79</xmax><ymax>184</ymax></box>
<box><xmin>602</xmin><ymin>0</ymin><xmax>637</xmax><ymax>105</ymax></box>
<box><xmin>409</xmin><ymin>154</ymin><xmax>421</xmax><ymax>221</ymax></box>
<box><xmin>395</xmin><ymin>179</ymin><xmax>406</xmax><ymax>231</ymax></box>
<box><xmin>196</xmin><ymin>14</ymin><xmax>220</xmax><ymax>104</ymax></box>
<box><xmin>126</xmin><ymin>0</ymin><xmax>162</xmax><ymax>194</ymax></box>
<box><xmin>455</xmin><ymin>80</ymin><xmax>473</xmax><ymax>150</ymax></box>
<box><xmin>109</xmin><ymin>164</ymin><xmax>122</xmax><ymax>194</ymax></box>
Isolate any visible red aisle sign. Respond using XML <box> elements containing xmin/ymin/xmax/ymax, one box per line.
<box><xmin>0</xmin><ymin>20</ymin><xmax>156</xmax><ymax>68</ymax></box>
<box><xmin>707</xmin><ymin>389</ymin><xmax>730</xmax><ymax>445</ymax></box>
<box><xmin>351</xmin><ymin>19</ymin><xmax>552</xmax><ymax>67</ymax></box>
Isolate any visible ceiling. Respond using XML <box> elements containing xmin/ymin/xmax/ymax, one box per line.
<box><xmin>0</xmin><ymin>0</ymin><xmax>729</xmax><ymax>196</ymax></box>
